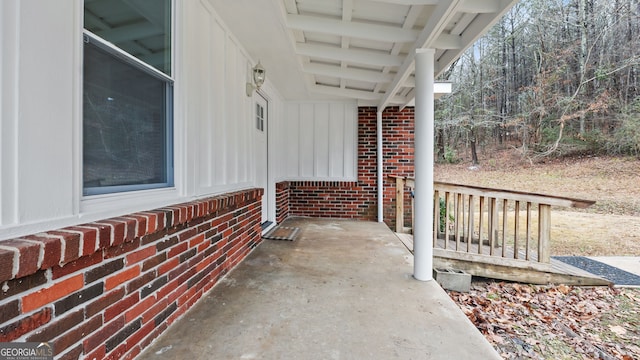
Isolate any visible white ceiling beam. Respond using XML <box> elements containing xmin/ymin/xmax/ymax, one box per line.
<box><xmin>295</xmin><ymin>43</ymin><xmax>403</xmax><ymax>67</ymax></box>
<box><xmin>286</xmin><ymin>14</ymin><xmax>419</xmax><ymax>43</ymax></box>
<box><xmin>367</xmin><ymin>0</ymin><xmax>439</xmax><ymax>5</ymax></box>
<box><xmin>404</xmin><ymin>75</ymin><xmax>415</xmax><ymax>87</ymax></box>
<box><xmin>310</xmin><ymin>84</ymin><xmax>382</xmax><ymax>100</ymax></box>
<box><xmin>459</xmin><ymin>0</ymin><xmax>501</xmax><ymax>13</ymax></box>
<box><xmin>432</xmin><ymin>33</ymin><xmax>463</xmax><ymax>49</ymax></box>
<box><xmin>380</xmin><ymin>0</ymin><xmax>464</xmax><ymax>109</ymax></box>
<box><xmin>310</xmin><ymin>83</ymin><xmax>451</xmax><ymax>105</ymax></box>
<box><xmin>340</xmin><ymin>0</ymin><xmax>354</xmax><ymax>89</ymax></box>
<box><xmin>372</xmin><ymin>5</ymin><xmax>422</xmax><ymax>95</ymax></box>
<box><xmin>368</xmin><ymin>0</ymin><xmax>498</xmax><ymax>11</ymax></box>
<box><xmin>303</xmin><ymin>63</ymin><xmax>394</xmax><ymax>83</ymax></box>
<box><xmin>450</xmin><ymin>13</ymin><xmax>476</xmax><ymax>35</ymax></box>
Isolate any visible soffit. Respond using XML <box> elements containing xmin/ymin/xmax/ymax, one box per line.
<box><xmin>83</xmin><ymin>0</ymin><xmax>518</xmax><ymax>107</ymax></box>
<box><xmin>223</xmin><ymin>0</ymin><xmax>519</xmax><ymax>107</ymax></box>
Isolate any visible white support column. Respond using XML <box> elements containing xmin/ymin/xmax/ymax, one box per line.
<box><xmin>413</xmin><ymin>49</ymin><xmax>435</xmax><ymax>281</ymax></box>
<box><xmin>377</xmin><ymin>110</ymin><xmax>383</xmax><ymax>222</ymax></box>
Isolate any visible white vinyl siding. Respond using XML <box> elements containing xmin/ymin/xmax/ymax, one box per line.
<box><xmin>278</xmin><ymin>101</ymin><xmax>357</xmax><ymax>181</ymax></box>
<box><xmin>0</xmin><ymin>0</ymin><xmax>284</xmax><ymax>240</ymax></box>
<box><xmin>187</xmin><ymin>0</ymin><xmax>256</xmax><ymax>196</ymax></box>
<box><xmin>1</xmin><ymin>0</ymin><xmax>78</xmax><ymax>231</ymax></box>
<box><xmin>0</xmin><ymin>0</ymin><xmax>354</xmax><ymax>240</ymax></box>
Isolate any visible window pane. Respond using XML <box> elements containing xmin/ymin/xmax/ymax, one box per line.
<box><xmin>84</xmin><ymin>0</ymin><xmax>171</xmax><ymax>75</ymax></box>
<box><xmin>83</xmin><ymin>40</ymin><xmax>173</xmax><ymax>195</ymax></box>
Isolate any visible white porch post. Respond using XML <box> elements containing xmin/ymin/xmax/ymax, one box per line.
<box><xmin>377</xmin><ymin>110</ymin><xmax>383</xmax><ymax>223</ymax></box>
<box><xmin>413</xmin><ymin>49</ymin><xmax>435</xmax><ymax>281</ymax></box>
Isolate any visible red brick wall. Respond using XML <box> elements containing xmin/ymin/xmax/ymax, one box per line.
<box><xmin>275</xmin><ymin>182</ymin><xmax>290</xmax><ymax>224</ymax></box>
<box><xmin>287</xmin><ymin>181</ymin><xmax>373</xmax><ymax>219</ymax></box>
<box><xmin>380</xmin><ymin>107</ymin><xmax>415</xmax><ymax>230</ymax></box>
<box><xmin>0</xmin><ymin>189</ymin><xmax>263</xmax><ymax>360</ymax></box>
<box><xmin>281</xmin><ymin>106</ymin><xmax>415</xmax><ymax>229</ymax></box>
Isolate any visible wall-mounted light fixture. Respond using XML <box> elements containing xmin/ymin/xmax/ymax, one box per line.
<box><xmin>246</xmin><ymin>61</ymin><xmax>266</xmax><ymax>97</ymax></box>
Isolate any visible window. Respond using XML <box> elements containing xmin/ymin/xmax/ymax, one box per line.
<box><xmin>83</xmin><ymin>0</ymin><xmax>173</xmax><ymax>196</ymax></box>
<box><xmin>256</xmin><ymin>103</ymin><xmax>265</xmax><ymax>132</ymax></box>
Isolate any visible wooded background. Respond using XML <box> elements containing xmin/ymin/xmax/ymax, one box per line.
<box><xmin>436</xmin><ymin>0</ymin><xmax>640</xmax><ymax>164</ymax></box>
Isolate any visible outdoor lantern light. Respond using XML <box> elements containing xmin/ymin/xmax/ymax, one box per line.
<box><xmin>246</xmin><ymin>61</ymin><xmax>266</xmax><ymax>96</ymax></box>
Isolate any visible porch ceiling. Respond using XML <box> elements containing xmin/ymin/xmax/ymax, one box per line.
<box><xmin>209</xmin><ymin>0</ymin><xmax>518</xmax><ymax>108</ymax></box>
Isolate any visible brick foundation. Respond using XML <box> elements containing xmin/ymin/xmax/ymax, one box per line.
<box><xmin>0</xmin><ymin>189</ymin><xmax>263</xmax><ymax>359</ymax></box>
<box><xmin>275</xmin><ymin>182</ymin><xmax>290</xmax><ymax>224</ymax></box>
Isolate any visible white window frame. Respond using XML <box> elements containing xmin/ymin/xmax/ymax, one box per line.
<box><xmin>80</xmin><ymin>0</ymin><xmax>183</xmax><ymax>217</ymax></box>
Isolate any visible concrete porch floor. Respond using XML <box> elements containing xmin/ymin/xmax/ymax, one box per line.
<box><xmin>137</xmin><ymin>217</ymin><xmax>500</xmax><ymax>360</ymax></box>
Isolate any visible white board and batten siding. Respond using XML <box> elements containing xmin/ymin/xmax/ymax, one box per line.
<box><xmin>0</xmin><ymin>0</ymin><xmax>81</xmax><ymax>237</ymax></box>
<box><xmin>0</xmin><ymin>0</ymin><xmax>285</xmax><ymax>240</ymax></box>
<box><xmin>278</xmin><ymin>102</ymin><xmax>358</xmax><ymax>181</ymax></box>
<box><xmin>184</xmin><ymin>0</ymin><xmax>272</xmax><ymax>196</ymax></box>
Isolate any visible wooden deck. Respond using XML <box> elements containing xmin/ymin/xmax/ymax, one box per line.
<box><xmin>396</xmin><ymin>233</ymin><xmax>611</xmax><ymax>286</ymax></box>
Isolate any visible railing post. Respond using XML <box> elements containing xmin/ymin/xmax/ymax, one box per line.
<box><xmin>395</xmin><ymin>177</ymin><xmax>404</xmax><ymax>233</ymax></box>
<box><xmin>538</xmin><ymin>204</ymin><xmax>551</xmax><ymax>263</ymax></box>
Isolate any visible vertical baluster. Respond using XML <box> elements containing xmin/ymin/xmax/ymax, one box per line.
<box><xmin>444</xmin><ymin>192</ymin><xmax>450</xmax><ymax>249</ymax></box>
<box><xmin>411</xmin><ymin>184</ymin><xmax>415</xmax><ymax>235</ymax></box>
<box><xmin>514</xmin><ymin>201</ymin><xmax>520</xmax><ymax>259</ymax></box>
<box><xmin>467</xmin><ymin>195</ymin><xmax>474</xmax><ymax>253</ymax></box>
<box><xmin>502</xmin><ymin>199</ymin><xmax>508</xmax><ymax>258</ymax></box>
<box><xmin>478</xmin><ymin>196</ymin><xmax>485</xmax><ymax>255</ymax></box>
<box><xmin>456</xmin><ymin>193</ymin><xmax>462</xmax><ymax>251</ymax></box>
<box><xmin>489</xmin><ymin>197</ymin><xmax>497</xmax><ymax>256</ymax></box>
<box><xmin>526</xmin><ymin>202</ymin><xmax>532</xmax><ymax>260</ymax></box>
<box><xmin>433</xmin><ymin>190</ymin><xmax>440</xmax><ymax>247</ymax></box>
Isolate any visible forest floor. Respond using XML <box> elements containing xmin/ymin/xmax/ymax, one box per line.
<box><xmin>434</xmin><ymin>152</ymin><xmax>640</xmax><ymax>359</ymax></box>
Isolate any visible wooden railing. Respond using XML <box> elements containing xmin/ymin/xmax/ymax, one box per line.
<box><xmin>390</xmin><ymin>176</ymin><xmax>595</xmax><ymax>264</ymax></box>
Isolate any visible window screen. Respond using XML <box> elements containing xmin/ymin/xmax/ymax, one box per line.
<box><xmin>83</xmin><ymin>0</ymin><xmax>173</xmax><ymax>195</ymax></box>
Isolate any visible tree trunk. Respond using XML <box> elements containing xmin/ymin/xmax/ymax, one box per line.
<box><xmin>436</xmin><ymin>128</ymin><xmax>446</xmax><ymax>162</ymax></box>
<box><xmin>470</xmin><ymin>128</ymin><xmax>479</xmax><ymax>166</ymax></box>
<box><xmin>579</xmin><ymin>0</ymin><xmax>589</xmax><ymax>134</ymax></box>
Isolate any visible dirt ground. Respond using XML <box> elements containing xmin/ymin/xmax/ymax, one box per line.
<box><xmin>434</xmin><ymin>154</ymin><xmax>640</xmax><ymax>256</ymax></box>
<box><xmin>436</xmin><ymin>152</ymin><xmax>640</xmax><ymax>359</ymax></box>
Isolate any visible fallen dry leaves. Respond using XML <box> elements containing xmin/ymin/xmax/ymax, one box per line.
<box><xmin>439</xmin><ymin>153</ymin><xmax>640</xmax><ymax>358</ymax></box>
<box><xmin>448</xmin><ymin>282</ymin><xmax>640</xmax><ymax>359</ymax></box>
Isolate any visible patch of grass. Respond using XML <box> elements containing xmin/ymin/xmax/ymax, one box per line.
<box><xmin>537</xmin><ymin>336</ymin><xmax>574</xmax><ymax>360</ymax></box>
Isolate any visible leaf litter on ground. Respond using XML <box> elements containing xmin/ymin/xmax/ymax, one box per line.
<box><xmin>447</xmin><ymin>282</ymin><xmax>640</xmax><ymax>360</ymax></box>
